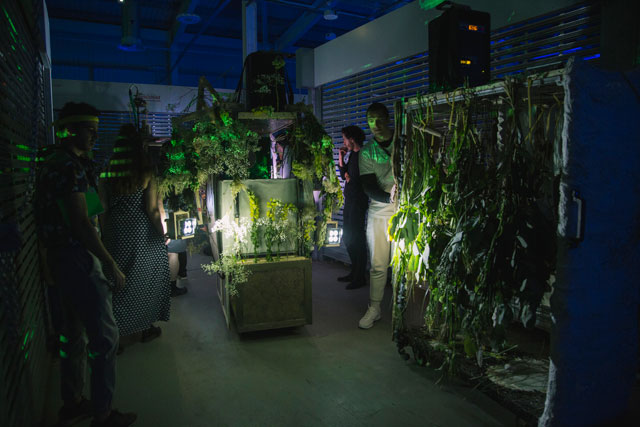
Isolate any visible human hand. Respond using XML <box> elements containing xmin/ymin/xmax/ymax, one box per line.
<box><xmin>107</xmin><ymin>261</ymin><xmax>126</xmax><ymax>291</ymax></box>
<box><xmin>345</xmin><ymin>172</ymin><xmax>351</xmax><ymax>183</ymax></box>
<box><xmin>339</xmin><ymin>146</ymin><xmax>348</xmax><ymax>155</ymax></box>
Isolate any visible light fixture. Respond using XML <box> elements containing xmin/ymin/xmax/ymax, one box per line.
<box><xmin>324</xmin><ymin>220</ymin><xmax>343</xmax><ymax>247</ymax></box>
<box><xmin>168</xmin><ymin>210</ymin><xmax>198</xmax><ymax>239</ymax></box>
<box><xmin>325</xmin><ymin>32</ymin><xmax>336</xmax><ymax>41</ymax></box>
<box><xmin>180</xmin><ymin>218</ymin><xmax>198</xmax><ymax>237</ymax></box>
<box><xmin>176</xmin><ymin>13</ymin><xmax>201</xmax><ymax>25</ymax></box>
<box><xmin>323</xmin><ymin>9</ymin><xmax>338</xmax><ymax>20</ymax></box>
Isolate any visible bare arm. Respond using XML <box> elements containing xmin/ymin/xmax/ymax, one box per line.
<box><xmin>67</xmin><ymin>192</ymin><xmax>125</xmax><ymax>289</ymax></box>
<box><xmin>97</xmin><ymin>179</ymin><xmax>108</xmax><ymax>234</ymax></box>
<box><xmin>338</xmin><ymin>148</ymin><xmax>348</xmax><ymax>179</ymax></box>
<box><xmin>157</xmin><ymin>193</ymin><xmax>168</xmax><ymax>235</ymax></box>
<box><xmin>144</xmin><ymin>177</ymin><xmax>165</xmax><ymax>237</ymax></box>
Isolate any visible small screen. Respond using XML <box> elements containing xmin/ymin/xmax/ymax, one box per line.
<box><xmin>180</xmin><ymin>218</ymin><xmax>197</xmax><ymax>237</ymax></box>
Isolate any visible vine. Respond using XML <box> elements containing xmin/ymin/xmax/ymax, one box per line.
<box><xmin>390</xmin><ymin>77</ymin><xmax>561</xmax><ymax>372</ymax></box>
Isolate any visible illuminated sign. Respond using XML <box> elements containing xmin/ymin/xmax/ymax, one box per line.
<box><xmin>460</xmin><ymin>59</ymin><xmax>472</xmax><ymax>65</ymax></box>
<box><xmin>468</xmin><ymin>24</ymin><xmax>478</xmax><ymax>31</ymax></box>
<box><xmin>324</xmin><ymin>220</ymin><xmax>343</xmax><ymax>247</ymax></box>
<box><xmin>180</xmin><ymin>218</ymin><xmax>197</xmax><ymax>237</ymax></box>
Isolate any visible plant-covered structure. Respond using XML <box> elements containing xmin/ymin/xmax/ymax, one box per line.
<box><xmin>390</xmin><ymin>75</ymin><xmax>562</xmax><ymax>372</ymax></box>
<box><xmin>159</xmin><ymin>109</ymin><xmax>259</xmax><ymax>196</ymax></box>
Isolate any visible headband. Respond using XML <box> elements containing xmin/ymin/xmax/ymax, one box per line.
<box><xmin>55</xmin><ymin>115</ymin><xmax>99</xmax><ymax>127</ymax></box>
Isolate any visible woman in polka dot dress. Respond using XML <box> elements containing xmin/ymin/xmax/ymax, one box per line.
<box><xmin>100</xmin><ymin>125</ymin><xmax>170</xmax><ymax>344</ymax></box>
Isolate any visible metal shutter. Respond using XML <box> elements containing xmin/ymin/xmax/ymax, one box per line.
<box><xmin>321</xmin><ymin>1</ymin><xmax>601</xmax><ymax>262</ymax></box>
<box><xmin>1</xmin><ymin>1</ymin><xmax>53</xmax><ymax>425</ymax></box>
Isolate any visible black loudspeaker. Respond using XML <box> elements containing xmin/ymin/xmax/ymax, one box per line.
<box><xmin>239</xmin><ymin>51</ymin><xmax>292</xmax><ymax>111</ymax></box>
<box><xmin>428</xmin><ymin>2</ymin><xmax>490</xmax><ymax>92</ymax></box>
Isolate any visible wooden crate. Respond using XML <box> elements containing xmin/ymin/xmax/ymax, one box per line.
<box><xmin>228</xmin><ymin>256</ymin><xmax>312</xmax><ymax>333</ymax></box>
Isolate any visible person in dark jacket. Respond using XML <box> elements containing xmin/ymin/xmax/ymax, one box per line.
<box><xmin>338</xmin><ymin>125</ymin><xmax>369</xmax><ymax>290</ymax></box>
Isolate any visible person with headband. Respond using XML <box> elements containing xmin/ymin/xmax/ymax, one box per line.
<box><xmin>36</xmin><ymin>102</ymin><xmax>136</xmax><ymax>427</ymax></box>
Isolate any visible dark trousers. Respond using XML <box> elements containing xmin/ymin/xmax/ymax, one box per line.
<box><xmin>49</xmin><ymin>245</ymin><xmax>119</xmax><ymax>415</ymax></box>
<box><xmin>342</xmin><ymin>198</ymin><xmax>368</xmax><ymax>283</ymax></box>
<box><xmin>177</xmin><ymin>251</ymin><xmax>187</xmax><ymax>277</ymax></box>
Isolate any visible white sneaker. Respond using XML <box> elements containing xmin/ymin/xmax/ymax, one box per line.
<box><xmin>358</xmin><ymin>305</ymin><xmax>381</xmax><ymax>329</ymax></box>
<box><xmin>176</xmin><ymin>276</ymin><xmax>189</xmax><ymax>289</ymax></box>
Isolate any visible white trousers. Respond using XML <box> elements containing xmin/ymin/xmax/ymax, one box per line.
<box><xmin>366</xmin><ymin>213</ymin><xmax>393</xmax><ymax>303</ymax></box>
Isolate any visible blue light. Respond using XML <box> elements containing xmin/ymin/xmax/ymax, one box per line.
<box><xmin>563</xmin><ymin>47</ymin><xmax>583</xmax><ymax>54</ymax></box>
<box><xmin>583</xmin><ymin>53</ymin><xmax>601</xmax><ymax>61</ymax></box>
<box><xmin>531</xmin><ymin>52</ymin><xmax>560</xmax><ymax>61</ymax></box>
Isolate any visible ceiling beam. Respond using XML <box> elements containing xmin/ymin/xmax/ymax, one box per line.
<box><xmin>274</xmin><ymin>0</ymin><xmax>334</xmax><ymax>51</ymax></box>
<box><xmin>169</xmin><ymin>0</ymin><xmax>200</xmax><ymax>47</ymax></box>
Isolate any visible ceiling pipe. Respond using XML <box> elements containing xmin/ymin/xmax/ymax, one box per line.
<box><xmin>265</xmin><ymin>0</ymin><xmax>369</xmax><ymax>20</ymax></box>
<box><xmin>160</xmin><ymin>0</ymin><xmax>232</xmax><ymax>84</ymax></box>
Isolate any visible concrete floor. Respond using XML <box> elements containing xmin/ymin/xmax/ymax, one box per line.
<box><xmin>43</xmin><ymin>254</ymin><xmax>518</xmax><ymax>427</ymax></box>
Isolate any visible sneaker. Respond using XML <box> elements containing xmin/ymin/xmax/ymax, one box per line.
<box><xmin>58</xmin><ymin>397</ymin><xmax>92</xmax><ymax>426</ymax></box>
<box><xmin>337</xmin><ymin>273</ymin><xmax>353</xmax><ymax>283</ymax></box>
<box><xmin>176</xmin><ymin>276</ymin><xmax>189</xmax><ymax>288</ymax></box>
<box><xmin>345</xmin><ymin>281</ymin><xmax>366</xmax><ymax>290</ymax></box>
<box><xmin>140</xmin><ymin>325</ymin><xmax>161</xmax><ymax>343</ymax></box>
<box><xmin>90</xmin><ymin>410</ymin><xmax>137</xmax><ymax>427</ymax></box>
<box><xmin>358</xmin><ymin>305</ymin><xmax>381</xmax><ymax>329</ymax></box>
<box><xmin>170</xmin><ymin>283</ymin><xmax>188</xmax><ymax>297</ymax></box>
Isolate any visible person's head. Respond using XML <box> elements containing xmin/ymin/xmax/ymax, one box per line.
<box><xmin>103</xmin><ymin>124</ymin><xmax>152</xmax><ymax>195</ymax></box>
<box><xmin>366</xmin><ymin>102</ymin><xmax>390</xmax><ymax>139</ymax></box>
<box><xmin>341</xmin><ymin>125</ymin><xmax>366</xmax><ymax>150</ymax></box>
<box><xmin>56</xmin><ymin>102</ymin><xmax>100</xmax><ymax>156</ymax></box>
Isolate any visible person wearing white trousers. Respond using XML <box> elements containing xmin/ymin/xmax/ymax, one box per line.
<box><xmin>358</xmin><ymin>102</ymin><xmax>397</xmax><ymax>329</ymax></box>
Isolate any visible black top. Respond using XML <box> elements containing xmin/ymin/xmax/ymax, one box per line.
<box><xmin>36</xmin><ymin>145</ymin><xmax>101</xmax><ymax>249</ymax></box>
<box><xmin>339</xmin><ymin>151</ymin><xmax>368</xmax><ymax>205</ymax></box>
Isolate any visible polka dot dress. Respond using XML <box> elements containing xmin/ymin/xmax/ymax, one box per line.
<box><xmin>102</xmin><ymin>187</ymin><xmax>170</xmax><ymax>337</ymax></box>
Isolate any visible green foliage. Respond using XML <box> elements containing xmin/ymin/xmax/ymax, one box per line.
<box><xmin>159</xmin><ymin>109</ymin><xmax>259</xmax><ymax>196</ymax></box>
<box><xmin>390</xmin><ymin>78</ymin><xmax>561</xmax><ymax>371</ymax></box>
<box><xmin>202</xmin><ymin>253</ymin><xmax>250</xmax><ymax>297</ymax></box>
<box><xmin>289</xmin><ymin>109</ymin><xmax>343</xmax><ymax>245</ymax></box>
<box><xmin>263</xmin><ymin>198</ymin><xmax>297</xmax><ymax>261</ymax></box>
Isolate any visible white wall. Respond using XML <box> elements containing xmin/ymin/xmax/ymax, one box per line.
<box><xmin>312</xmin><ymin>0</ymin><xmax>580</xmax><ymax>87</ymax></box>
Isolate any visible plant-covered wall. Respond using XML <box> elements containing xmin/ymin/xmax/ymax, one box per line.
<box><xmin>390</xmin><ymin>76</ymin><xmax>563</xmax><ymax>371</ymax></box>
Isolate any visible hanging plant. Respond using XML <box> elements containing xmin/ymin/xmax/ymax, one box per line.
<box><xmin>289</xmin><ymin>108</ymin><xmax>343</xmax><ymax>246</ymax></box>
<box><xmin>390</xmin><ymin>77</ymin><xmax>561</xmax><ymax>372</ymax></box>
<box><xmin>254</xmin><ymin>56</ymin><xmax>287</xmax><ymax>111</ymax></box>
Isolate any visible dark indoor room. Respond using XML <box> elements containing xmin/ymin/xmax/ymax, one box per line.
<box><xmin>1</xmin><ymin>0</ymin><xmax>639</xmax><ymax>426</ymax></box>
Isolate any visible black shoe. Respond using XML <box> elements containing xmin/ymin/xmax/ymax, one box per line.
<box><xmin>170</xmin><ymin>284</ymin><xmax>188</xmax><ymax>297</ymax></box>
<box><xmin>345</xmin><ymin>281</ymin><xmax>366</xmax><ymax>290</ymax></box>
<box><xmin>140</xmin><ymin>325</ymin><xmax>161</xmax><ymax>343</ymax></box>
<box><xmin>337</xmin><ymin>274</ymin><xmax>353</xmax><ymax>282</ymax></box>
<box><xmin>90</xmin><ymin>410</ymin><xmax>137</xmax><ymax>427</ymax></box>
<box><xmin>58</xmin><ymin>397</ymin><xmax>92</xmax><ymax>426</ymax></box>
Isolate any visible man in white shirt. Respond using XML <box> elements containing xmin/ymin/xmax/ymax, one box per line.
<box><xmin>357</xmin><ymin>102</ymin><xmax>396</xmax><ymax>329</ymax></box>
